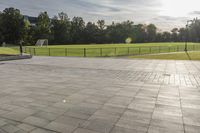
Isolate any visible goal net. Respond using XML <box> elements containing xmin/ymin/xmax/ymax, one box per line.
<box><xmin>35</xmin><ymin>39</ymin><xmax>48</xmax><ymax>47</ymax></box>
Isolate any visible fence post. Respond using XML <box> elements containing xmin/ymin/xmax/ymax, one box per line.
<box><xmin>100</xmin><ymin>48</ymin><xmax>102</xmax><ymax>57</ymax></box>
<box><xmin>128</xmin><ymin>47</ymin><xmax>130</xmax><ymax>55</ymax></box>
<box><xmin>150</xmin><ymin>47</ymin><xmax>151</xmax><ymax>54</ymax></box>
<box><xmin>34</xmin><ymin>48</ymin><xmax>36</xmax><ymax>55</ymax></box>
<box><xmin>24</xmin><ymin>47</ymin><xmax>26</xmax><ymax>53</ymax></box>
<box><xmin>139</xmin><ymin>47</ymin><xmax>141</xmax><ymax>54</ymax></box>
<box><xmin>65</xmin><ymin>48</ymin><xmax>68</xmax><ymax>56</ymax></box>
<box><xmin>168</xmin><ymin>47</ymin><xmax>170</xmax><ymax>52</ymax></box>
<box><xmin>29</xmin><ymin>48</ymin><xmax>32</xmax><ymax>55</ymax></box>
<box><xmin>84</xmin><ymin>48</ymin><xmax>86</xmax><ymax>57</ymax></box>
<box><xmin>49</xmin><ymin>48</ymin><xmax>51</xmax><ymax>56</ymax></box>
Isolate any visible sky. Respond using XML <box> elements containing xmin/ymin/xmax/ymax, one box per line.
<box><xmin>0</xmin><ymin>0</ymin><xmax>199</xmax><ymax>31</ymax></box>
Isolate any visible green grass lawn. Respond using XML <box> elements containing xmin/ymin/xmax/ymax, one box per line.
<box><xmin>25</xmin><ymin>42</ymin><xmax>200</xmax><ymax>57</ymax></box>
<box><xmin>129</xmin><ymin>51</ymin><xmax>200</xmax><ymax>60</ymax></box>
<box><xmin>0</xmin><ymin>47</ymin><xmax>19</xmax><ymax>55</ymax></box>
<box><xmin>43</xmin><ymin>42</ymin><xmax>199</xmax><ymax>48</ymax></box>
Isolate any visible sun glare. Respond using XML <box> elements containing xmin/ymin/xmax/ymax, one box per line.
<box><xmin>160</xmin><ymin>0</ymin><xmax>199</xmax><ymax>17</ymax></box>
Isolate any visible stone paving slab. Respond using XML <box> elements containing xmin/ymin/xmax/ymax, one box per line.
<box><xmin>0</xmin><ymin>56</ymin><xmax>200</xmax><ymax>133</ymax></box>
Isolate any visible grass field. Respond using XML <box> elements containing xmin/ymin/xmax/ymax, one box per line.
<box><xmin>129</xmin><ymin>51</ymin><xmax>200</xmax><ymax>60</ymax></box>
<box><xmin>25</xmin><ymin>42</ymin><xmax>200</xmax><ymax>57</ymax></box>
<box><xmin>40</xmin><ymin>42</ymin><xmax>199</xmax><ymax>48</ymax></box>
<box><xmin>0</xmin><ymin>47</ymin><xmax>19</xmax><ymax>55</ymax></box>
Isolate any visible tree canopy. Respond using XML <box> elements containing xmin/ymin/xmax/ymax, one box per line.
<box><xmin>0</xmin><ymin>7</ymin><xmax>26</xmax><ymax>44</ymax></box>
<box><xmin>0</xmin><ymin>7</ymin><xmax>200</xmax><ymax>45</ymax></box>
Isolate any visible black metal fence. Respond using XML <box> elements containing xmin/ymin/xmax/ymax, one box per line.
<box><xmin>23</xmin><ymin>44</ymin><xmax>200</xmax><ymax>57</ymax></box>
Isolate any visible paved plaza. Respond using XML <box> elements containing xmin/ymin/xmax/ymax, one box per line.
<box><xmin>0</xmin><ymin>57</ymin><xmax>200</xmax><ymax>133</ymax></box>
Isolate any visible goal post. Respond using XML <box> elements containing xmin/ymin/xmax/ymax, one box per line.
<box><xmin>35</xmin><ymin>39</ymin><xmax>48</xmax><ymax>47</ymax></box>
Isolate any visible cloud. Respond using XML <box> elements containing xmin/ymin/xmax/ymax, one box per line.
<box><xmin>189</xmin><ymin>11</ymin><xmax>200</xmax><ymax>15</ymax></box>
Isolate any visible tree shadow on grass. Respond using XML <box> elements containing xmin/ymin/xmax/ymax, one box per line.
<box><xmin>186</xmin><ymin>52</ymin><xmax>192</xmax><ymax>60</ymax></box>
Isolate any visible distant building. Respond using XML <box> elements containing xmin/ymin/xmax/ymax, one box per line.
<box><xmin>23</xmin><ymin>15</ymin><xmax>37</xmax><ymax>26</ymax></box>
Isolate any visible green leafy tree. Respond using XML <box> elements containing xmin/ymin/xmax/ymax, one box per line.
<box><xmin>96</xmin><ymin>20</ymin><xmax>106</xmax><ymax>43</ymax></box>
<box><xmin>171</xmin><ymin>28</ymin><xmax>179</xmax><ymax>42</ymax></box>
<box><xmin>51</xmin><ymin>12</ymin><xmax>71</xmax><ymax>44</ymax></box>
<box><xmin>97</xmin><ymin>20</ymin><xmax>106</xmax><ymax>30</ymax></box>
<box><xmin>71</xmin><ymin>17</ymin><xmax>85</xmax><ymax>43</ymax></box>
<box><xmin>156</xmin><ymin>32</ymin><xmax>163</xmax><ymax>42</ymax></box>
<box><xmin>178</xmin><ymin>28</ymin><xmax>186</xmax><ymax>42</ymax></box>
<box><xmin>36</xmin><ymin>11</ymin><xmax>51</xmax><ymax>40</ymax></box>
<box><xmin>0</xmin><ymin>11</ymin><xmax>3</xmax><ymax>44</ymax></box>
<box><xmin>106</xmin><ymin>21</ymin><xmax>134</xmax><ymax>43</ymax></box>
<box><xmin>188</xmin><ymin>19</ymin><xmax>200</xmax><ymax>42</ymax></box>
<box><xmin>83</xmin><ymin>22</ymin><xmax>98</xmax><ymax>43</ymax></box>
<box><xmin>0</xmin><ymin>7</ymin><xmax>26</xmax><ymax>44</ymax></box>
<box><xmin>146</xmin><ymin>24</ymin><xmax>157</xmax><ymax>42</ymax></box>
<box><xmin>162</xmin><ymin>31</ymin><xmax>171</xmax><ymax>42</ymax></box>
<box><xmin>132</xmin><ymin>24</ymin><xmax>147</xmax><ymax>43</ymax></box>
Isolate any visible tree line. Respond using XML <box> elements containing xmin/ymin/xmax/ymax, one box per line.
<box><xmin>0</xmin><ymin>7</ymin><xmax>200</xmax><ymax>45</ymax></box>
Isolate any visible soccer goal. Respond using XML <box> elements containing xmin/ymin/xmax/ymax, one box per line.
<box><xmin>35</xmin><ymin>39</ymin><xmax>48</xmax><ymax>47</ymax></box>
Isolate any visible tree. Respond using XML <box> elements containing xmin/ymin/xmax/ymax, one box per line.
<box><xmin>36</xmin><ymin>12</ymin><xmax>51</xmax><ymax>40</ymax></box>
<box><xmin>156</xmin><ymin>32</ymin><xmax>163</xmax><ymax>42</ymax></box>
<box><xmin>0</xmin><ymin>11</ymin><xmax>3</xmax><ymax>44</ymax></box>
<box><xmin>178</xmin><ymin>28</ymin><xmax>186</xmax><ymax>42</ymax></box>
<box><xmin>51</xmin><ymin>12</ymin><xmax>71</xmax><ymax>44</ymax></box>
<box><xmin>71</xmin><ymin>17</ymin><xmax>85</xmax><ymax>43</ymax></box>
<box><xmin>106</xmin><ymin>20</ymin><xmax>134</xmax><ymax>43</ymax></box>
<box><xmin>97</xmin><ymin>20</ymin><xmax>106</xmax><ymax>30</ymax></box>
<box><xmin>0</xmin><ymin>7</ymin><xmax>26</xmax><ymax>44</ymax></box>
<box><xmin>188</xmin><ymin>19</ymin><xmax>200</xmax><ymax>42</ymax></box>
<box><xmin>22</xmin><ymin>19</ymin><xmax>32</xmax><ymax>44</ymax></box>
<box><xmin>162</xmin><ymin>32</ymin><xmax>171</xmax><ymax>42</ymax></box>
<box><xmin>83</xmin><ymin>22</ymin><xmax>98</xmax><ymax>43</ymax></box>
<box><xmin>96</xmin><ymin>20</ymin><xmax>106</xmax><ymax>43</ymax></box>
<box><xmin>133</xmin><ymin>24</ymin><xmax>147</xmax><ymax>43</ymax></box>
<box><xmin>2</xmin><ymin>7</ymin><xmax>200</xmax><ymax>45</ymax></box>
<box><xmin>171</xmin><ymin>28</ymin><xmax>179</xmax><ymax>42</ymax></box>
<box><xmin>146</xmin><ymin>24</ymin><xmax>157</xmax><ymax>42</ymax></box>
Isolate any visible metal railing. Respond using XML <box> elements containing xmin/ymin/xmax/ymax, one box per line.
<box><xmin>23</xmin><ymin>44</ymin><xmax>200</xmax><ymax>57</ymax></box>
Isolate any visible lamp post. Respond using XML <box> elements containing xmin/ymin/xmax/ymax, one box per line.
<box><xmin>185</xmin><ymin>20</ymin><xmax>193</xmax><ymax>52</ymax></box>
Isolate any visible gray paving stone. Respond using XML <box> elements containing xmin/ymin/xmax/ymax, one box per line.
<box><xmin>15</xmin><ymin>130</ymin><xmax>28</xmax><ymax>133</ymax></box>
<box><xmin>74</xmin><ymin>128</ymin><xmax>101</xmax><ymax>133</ymax></box>
<box><xmin>0</xmin><ymin>109</ymin><xmax>8</xmax><ymax>116</ymax></box>
<box><xmin>149</xmin><ymin>119</ymin><xmax>184</xmax><ymax>131</ymax></box>
<box><xmin>148</xmin><ymin>126</ymin><xmax>184</xmax><ymax>133</ymax></box>
<box><xmin>45</xmin><ymin>121</ymin><xmax>76</xmax><ymax>133</ymax></box>
<box><xmin>33</xmin><ymin>111</ymin><xmax>60</xmax><ymax>121</ymax></box>
<box><xmin>17</xmin><ymin>123</ymin><xmax>36</xmax><ymax>132</ymax></box>
<box><xmin>0</xmin><ymin>119</ymin><xmax>7</xmax><ymax>127</ymax></box>
<box><xmin>3</xmin><ymin>108</ymin><xmax>38</xmax><ymax>121</ymax></box>
<box><xmin>23</xmin><ymin>116</ymin><xmax>50</xmax><ymax>128</ymax></box>
<box><xmin>30</xmin><ymin>128</ymin><xmax>56</xmax><ymax>133</ymax></box>
<box><xmin>1</xmin><ymin>57</ymin><xmax>200</xmax><ymax>133</ymax></box>
<box><xmin>82</xmin><ymin>119</ymin><xmax>114</xmax><ymax>133</ymax></box>
<box><xmin>63</xmin><ymin>110</ymin><xmax>91</xmax><ymax>120</ymax></box>
<box><xmin>111</xmin><ymin>126</ymin><xmax>145</xmax><ymax>133</ymax></box>
<box><xmin>54</xmin><ymin>115</ymin><xmax>85</xmax><ymax>127</ymax></box>
<box><xmin>185</xmin><ymin>124</ymin><xmax>200</xmax><ymax>133</ymax></box>
<box><xmin>116</xmin><ymin>118</ymin><xmax>149</xmax><ymax>132</ymax></box>
<box><xmin>1</xmin><ymin>124</ymin><xmax>20</xmax><ymax>133</ymax></box>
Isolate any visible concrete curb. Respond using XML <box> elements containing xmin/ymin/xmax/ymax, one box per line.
<box><xmin>0</xmin><ymin>55</ymin><xmax>32</xmax><ymax>61</ymax></box>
